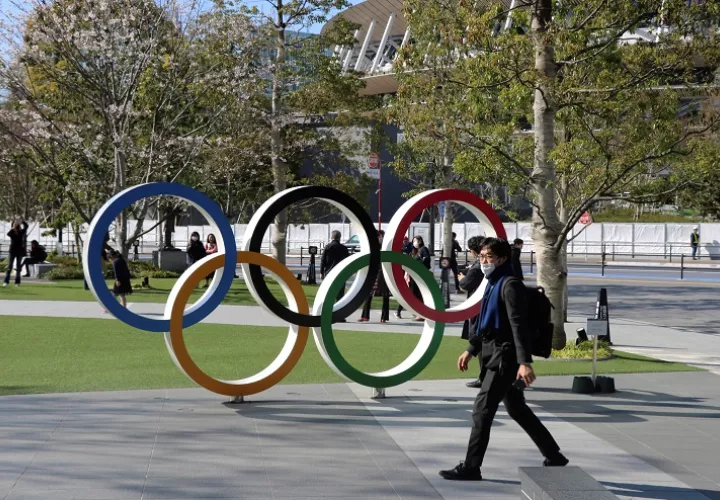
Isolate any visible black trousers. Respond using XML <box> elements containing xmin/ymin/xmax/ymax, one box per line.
<box><xmin>450</xmin><ymin>259</ymin><xmax>460</xmax><ymax>291</ymax></box>
<box><xmin>396</xmin><ymin>279</ymin><xmax>422</xmax><ymax>314</ymax></box>
<box><xmin>22</xmin><ymin>257</ymin><xmax>41</xmax><ymax>275</ymax></box>
<box><xmin>465</xmin><ymin>364</ymin><xmax>560</xmax><ymax>468</ymax></box>
<box><xmin>361</xmin><ymin>292</ymin><xmax>389</xmax><ymax>321</ymax></box>
<box><xmin>4</xmin><ymin>253</ymin><xmax>23</xmax><ymax>285</ymax></box>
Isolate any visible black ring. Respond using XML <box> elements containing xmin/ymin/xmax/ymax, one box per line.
<box><xmin>246</xmin><ymin>186</ymin><xmax>381</xmax><ymax>327</ymax></box>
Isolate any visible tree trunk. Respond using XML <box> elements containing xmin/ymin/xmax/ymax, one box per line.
<box><xmin>271</xmin><ymin>1</ymin><xmax>288</xmax><ymax>264</ymax></box>
<box><xmin>443</xmin><ymin>203</ymin><xmax>454</xmax><ymax>259</ymax></box>
<box><xmin>530</xmin><ymin>0</ymin><xmax>566</xmax><ymax>349</ymax></box>
<box><xmin>163</xmin><ymin>203</ymin><xmax>175</xmax><ymax>249</ymax></box>
<box><xmin>114</xmin><ymin>146</ymin><xmax>129</xmax><ymax>260</ymax></box>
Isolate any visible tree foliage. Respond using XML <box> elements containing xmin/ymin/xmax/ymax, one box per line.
<box><xmin>395</xmin><ymin>0</ymin><xmax>720</xmax><ymax>346</ymax></box>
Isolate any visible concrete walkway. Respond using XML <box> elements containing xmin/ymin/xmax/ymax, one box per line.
<box><xmin>1</xmin><ymin>374</ymin><xmax>720</xmax><ymax>500</ymax></box>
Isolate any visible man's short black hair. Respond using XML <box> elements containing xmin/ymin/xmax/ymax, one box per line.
<box><xmin>481</xmin><ymin>237</ymin><xmax>511</xmax><ymax>259</ymax></box>
<box><xmin>514</xmin><ymin>238</ymin><xmax>524</xmax><ymax>246</ymax></box>
<box><xmin>467</xmin><ymin>236</ymin><xmax>484</xmax><ymax>253</ymax></box>
<box><xmin>452</xmin><ymin>232</ymin><xmax>457</xmax><ymax>238</ymax></box>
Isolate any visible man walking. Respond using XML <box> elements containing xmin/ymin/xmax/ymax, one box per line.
<box><xmin>450</xmin><ymin>232</ymin><xmax>463</xmax><ymax>293</ymax></box>
<box><xmin>691</xmin><ymin>226</ymin><xmax>700</xmax><ymax>260</ymax></box>
<box><xmin>440</xmin><ymin>238</ymin><xmax>567</xmax><ymax>481</ymax></box>
<box><xmin>511</xmin><ymin>238</ymin><xmax>524</xmax><ymax>280</ymax></box>
<box><xmin>321</xmin><ymin>230</ymin><xmax>350</xmax><ymax>321</ymax></box>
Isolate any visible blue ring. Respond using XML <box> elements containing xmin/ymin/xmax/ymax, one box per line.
<box><xmin>84</xmin><ymin>182</ymin><xmax>236</xmax><ymax>332</ymax></box>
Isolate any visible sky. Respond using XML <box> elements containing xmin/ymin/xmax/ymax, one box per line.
<box><xmin>0</xmin><ymin>0</ymin><xmax>367</xmax><ymax>34</ymax></box>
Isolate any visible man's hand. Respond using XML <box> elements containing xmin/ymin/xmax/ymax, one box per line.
<box><xmin>458</xmin><ymin>351</ymin><xmax>472</xmax><ymax>372</ymax></box>
<box><xmin>115</xmin><ymin>280</ymin><xmax>121</xmax><ymax>287</ymax></box>
<box><xmin>517</xmin><ymin>363</ymin><xmax>536</xmax><ymax>387</ymax></box>
<box><xmin>458</xmin><ymin>273</ymin><xmax>465</xmax><ymax>280</ymax></box>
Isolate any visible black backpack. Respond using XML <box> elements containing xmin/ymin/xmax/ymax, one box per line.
<box><xmin>504</xmin><ymin>277</ymin><xmax>554</xmax><ymax>359</ymax></box>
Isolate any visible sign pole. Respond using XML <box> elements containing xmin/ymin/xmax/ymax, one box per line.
<box><xmin>378</xmin><ymin>157</ymin><xmax>382</xmax><ymax>232</ymax></box>
<box><xmin>592</xmin><ymin>333</ymin><xmax>598</xmax><ymax>385</ymax></box>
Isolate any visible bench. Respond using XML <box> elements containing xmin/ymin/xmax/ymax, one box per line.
<box><xmin>30</xmin><ymin>263</ymin><xmax>58</xmax><ymax>278</ymax></box>
<box><xmin>519</xmin><ymin>467</ymin><xmax>619</xmax><ymax>500</ymax></box>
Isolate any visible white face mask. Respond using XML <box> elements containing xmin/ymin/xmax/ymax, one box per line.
<box><xmin>413</xmin><ymin>242</ymin><xmax>420</xmax><ymax>249</ymax></box>
<box><xmin>191</xmin><ymin>236</ymin><xmax>199</xmax><ymax>241</ymax></box>
<box><xmin>481</xmin><ymin>262</ymin><xmax>496</xmax><ymax>276</ymax></box>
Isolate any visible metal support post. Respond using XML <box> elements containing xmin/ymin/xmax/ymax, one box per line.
<box><xmin>681</xmin><ymin>254</ymin><xmax>684</xmax><ymax>280</ymax></box>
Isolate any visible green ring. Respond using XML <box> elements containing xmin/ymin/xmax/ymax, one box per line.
<box><xmin>320</xmin><ymin>251</ymin><xmax>445</xmax><ymax>388</ymax></box>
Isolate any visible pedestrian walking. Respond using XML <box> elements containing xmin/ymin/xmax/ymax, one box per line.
<box><xmin>3</xmin><ymin>218</ymin><xmax>28</xmax><ymax>287</ymax></box>
<box><xmin>395</xmin><ymin>235</ymin><xmax>431</xmax><ymax>321</ymax></box>
<box><xmin>321</xmin><ymin>231</ymin><xmax>350</xmax><ymax>321</ymax></box>
<box><xmin>459</xmin><ymin>236</ymin><xmax>485</xmax><ymax>389</ymax></box>
<box><xmin>450</xmin><ymin>232</ymin><xmax>463</xmax><ymax>293</ymax></box>
<box><xmin>204</xmin><ymin>233</ymin><xmax>218</xmax><ymax>287</ymax></box>
<box><xmin>691</xmin><ymin>226</ymin><xmax>700</xmax><ymax>260</ymax></box>
<box><xmin>109</xmin><ymin>250</ymin><xmax>132</xmax><ymax>308</ymax></box>
<box><xmin>440</xmin><ymin>237</ymin><xmax>568</xmax><ymax>481</ymax></box>
<box><xmin>186</xmin><ymin>232</ymin><xmax>207</xmax><ymax>265</ymax></box>
<box><xmin>358</xmin><ymin>230</ymin><xmax>390</xmax><ymax>323</ymax></box>
<box><xmin>511</xmin><ymin>238</ymin><xmax>524</xmax><ymax>280</ymax></box>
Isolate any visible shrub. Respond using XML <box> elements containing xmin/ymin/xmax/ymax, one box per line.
<box><xmin>139</xmin><ymin>269</ymin><xmax>180</xmax><ymax>279</ymax></box>
<box><xmin>47</xmin><ymin>254</ymin><xmax>79</xmax><ymax>267</ymax></box>
<box><xmin>551</xmin><ymin>340</ymin><xmax>612</xmax><ymax>360</ymax></box>
<box><xmin>46</xmin><ymin>266</ymin><xmax>85</xmax><ymax>280</ymax></box>
<box><xmin>0</xmin><ymin>259</ymin><xmax>6</xmax><ymax>272</ymax></box>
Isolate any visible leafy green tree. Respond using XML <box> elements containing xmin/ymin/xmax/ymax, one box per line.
<box><xmin>214</xmin><ymin>0</ymin><xmax>379</xmax><ymax>263</ymax></box>
<box><xmin>395</xmin><ymin>0</ymin><xmax>720</xmax><ymax>346</ymax></box>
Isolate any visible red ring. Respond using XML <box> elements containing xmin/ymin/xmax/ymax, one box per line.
<box><xmin>390</xmin><ymin>189</ymin><xmax>507</xmax><ymax>323</ymax></box>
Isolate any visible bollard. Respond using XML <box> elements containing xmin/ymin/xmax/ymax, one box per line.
<box><xmin>530</xmin><ymin>251</ymin><xmax>534</xmax><ymax>274</ymax></box>
<box><xmin>300</xmin><ymin>247</ymin><xmax>304</xmax><ymax>267</ymax></box>
<box><xmin>601</xmin><ymin>252</ymin><xmax>606</xmax><ymax>277</ymax></box>
<box><xmin>681</xmin><ymin>254</ymin><xmax>684</xmax><ymax>280</ymax></box>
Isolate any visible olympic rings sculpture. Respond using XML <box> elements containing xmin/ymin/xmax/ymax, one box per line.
<box><xmin>83</xmin><ymin>183</ymin><xmax>506</xmax><ymax>397</ymax></box>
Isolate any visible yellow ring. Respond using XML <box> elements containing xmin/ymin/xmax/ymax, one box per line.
<box><xmin>166</xmin><ymin>251</ymin><xmax>309</xmax><ymax>396</ymax></box>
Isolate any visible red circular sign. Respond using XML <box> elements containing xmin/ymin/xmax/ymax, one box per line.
<box><xmin>368</xmin><ymin>153</ymin><xmax>380</xmax><ymax>169</ymax></box>
<box><xmin>579</xmin><ymin>211</ymin><xmax>592</xmax><ymax>225</ymax></box>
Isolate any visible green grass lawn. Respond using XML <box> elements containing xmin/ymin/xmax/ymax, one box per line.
<box><xmin>0</xmin><ymin>277</ymin><xmax>401</xmax><ymax>310</ymax></box>
<box><xmin>0</xmin><ymin>316</ymin><xmax>701</xmax><ymax>396</ymax></box>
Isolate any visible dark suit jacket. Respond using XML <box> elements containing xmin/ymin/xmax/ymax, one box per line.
<box><xmin>321</xmin><ymin>240</ymin><xmax>349</xmax><ymax>276</ymax></box>
<box><xmin>460</xmin><ymin>260</ymin><xmax>484</xmax><ymax>340</ymax></box>
<box><xmin>466</xmin><ymin>277</ymin><xmax>533</xmax><ymax>366</ymax></box>
<box><xmin>412</xmin><ymin>245</ymin><xmax>431</xmax><ymax>269</ymax></box>
<box><xmin>511</xmin><ymin>247</ymin><xmax>524</xmax><ymax>280</ymax></box>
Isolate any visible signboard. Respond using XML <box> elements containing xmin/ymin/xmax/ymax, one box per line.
<box><xmin>438</xmin><ymin>201</ymin><xmax>446</xmax><ymax>218</ymax></box>
<box><xmin>585</xmin><ymin>319</ymin><xmax>608</xmax><ymax>337</ymax></box>
<box><xmin>365</xmin><ymin>169</ymin><xmax>380</xmax><ymax>180</ymax></box>
<box><xmin>366</xmin><ymin>153</ymin><xmax>381</xmax><ymax>179</ymax></box>
<box><xmin>579</xmin><ymin>211</ymin><xmax>592</xmax><ymax>225</ymax></box>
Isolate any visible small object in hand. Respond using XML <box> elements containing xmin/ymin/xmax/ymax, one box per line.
<box><xmin>512</xmin><ymin>378</ymin><xmax>526</xmax><ymax>391</ymax></box>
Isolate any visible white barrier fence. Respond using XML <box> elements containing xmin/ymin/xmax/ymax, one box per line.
<box><xmin>1</xmin><ymin>220</ymin><xmax>718</xmax><ymax>258</ymax></box>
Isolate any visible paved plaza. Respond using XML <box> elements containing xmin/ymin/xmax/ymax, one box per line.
<box><xmin>1</xmin><ymin>277</ymin><xmax>720</xmax><ymax>499</ymax></box>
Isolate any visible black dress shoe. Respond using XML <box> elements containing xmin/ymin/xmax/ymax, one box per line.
<box><xmin>465</xmin><ymin>379</ymin><xmax>483</xmax><ymax>389</ymax></box>
<box><xmin>439</xmin><ymin>462</ymin><xmax>482</xmax><ymax>481</ymax></box>
<box><xmin>543</xmin><ymin>453</ymin><xmax>569</xmax><ymax>467</ymax></box>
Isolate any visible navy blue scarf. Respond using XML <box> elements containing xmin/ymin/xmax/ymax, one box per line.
<box><xmin>477</xmin><ymin>260</ymin><xmax>514</xmax><ymax>336</ymax></box>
